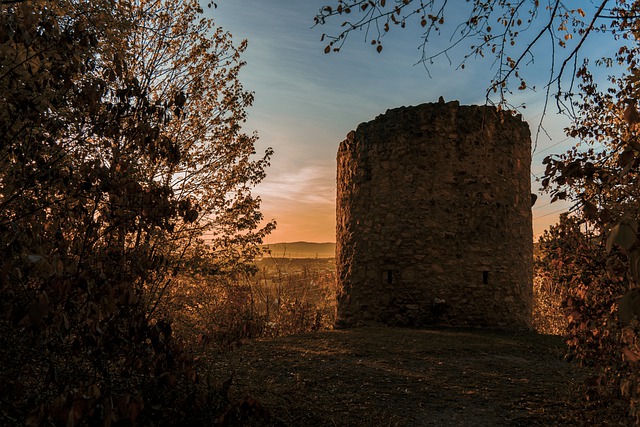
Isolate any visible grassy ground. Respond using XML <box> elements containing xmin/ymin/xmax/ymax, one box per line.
<box><xmin>210</xmin><ymin>326</ymin><xmax>622</xmax><ymax>426</ymax></box>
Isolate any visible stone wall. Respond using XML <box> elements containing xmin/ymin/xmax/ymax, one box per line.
<box><xmin>336</xmin><ymin>101</ymin><xmax>533</xmax><ymax>328</ymax></box>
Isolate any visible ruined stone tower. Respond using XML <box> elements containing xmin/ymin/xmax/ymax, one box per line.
<box><xmin>336</xmin><ymin>101</ymin><xmax>533</xmax><ymax>328</ymax></box>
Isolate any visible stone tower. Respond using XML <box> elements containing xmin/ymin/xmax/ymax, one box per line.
<box><xmin>336</xmin><ymin>101</ymin><xmax>533</xmax><ymax>328</ymax></box>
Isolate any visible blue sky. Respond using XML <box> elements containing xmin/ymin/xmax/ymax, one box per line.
<box><xmin>207</xmin><ymin>1</ymin><xmax>613</xmax><ymax>243</ymax></box>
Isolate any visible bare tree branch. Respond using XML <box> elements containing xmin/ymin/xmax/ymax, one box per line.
<box><xmin>555</xmin><ymin>1</ymin><xmax>610</xmax><ymax>94</ymax></box>
<box><xmin>314</xmin><ymin>0</ymin><xmax>618</xmax><ymax>110</ymax></box>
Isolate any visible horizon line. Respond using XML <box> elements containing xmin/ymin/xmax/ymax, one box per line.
<box><xmin>262</xmin><ymin>241</ymin><xmax>336</xmax><ymax>245</ymax></box>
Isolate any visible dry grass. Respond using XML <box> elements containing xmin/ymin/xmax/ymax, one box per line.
<box><xmin>247</xmin><ymin>257</ymin><xmax>339</xmax><ymax>336</ymax></box>
<box><xmin>211</xmin><ymin>326</ymin><xmax>603</xmax><ymax>426</ymax></box>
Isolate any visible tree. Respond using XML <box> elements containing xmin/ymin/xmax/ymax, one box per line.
<box><xmin>539</xmin><ymin>40</ymin><xmax>640</xmax><ymax>424</ymax></box>
<box><xmin>315</xmin><ymin>1</ymin><xmax>623</xmax><ymax>109</ymax></box>
<box><xmin>0</xmin><ymin>0</ymin><xmax>272</xmax><ymax>424</ymax></box>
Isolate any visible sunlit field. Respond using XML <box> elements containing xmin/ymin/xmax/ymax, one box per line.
<box><xmin>154</xmin><ymin>256</ymin><xmax>340</xmax><ymax>359</ymax></box>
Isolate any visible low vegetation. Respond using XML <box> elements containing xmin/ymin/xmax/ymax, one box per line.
<box><xmin>154</xmin><ymin>257</ymin><xmax>339</xmax><ymax>354</ymax></box>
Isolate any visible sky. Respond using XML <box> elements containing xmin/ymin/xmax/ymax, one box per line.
<box><xmin>206</xmin><ymin>1</ymin><xmax>612</xmax><ymax>244</ymax></box>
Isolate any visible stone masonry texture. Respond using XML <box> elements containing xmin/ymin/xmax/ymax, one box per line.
<box><xmin>336</xmin><ymin>101</ymin><xmax>533</xmax><ymax>328</ymax></box>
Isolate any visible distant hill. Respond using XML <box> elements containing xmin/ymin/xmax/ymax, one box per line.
<box><xmin>261</xmin><ymin>242</ymin><xmax>335</xmax><ymax>259</ymax></box>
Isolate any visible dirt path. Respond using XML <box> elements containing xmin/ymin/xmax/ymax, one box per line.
<box><xmin>211</xmin><ymin>326</ymin><xmax>594</xmax><ymax>426</ymax></box>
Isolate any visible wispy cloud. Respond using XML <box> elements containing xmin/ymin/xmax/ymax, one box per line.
<box><xmin>254</xmin><ymin>164</ymin><xmax>336</xmax><ymax>243</ymax></box>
